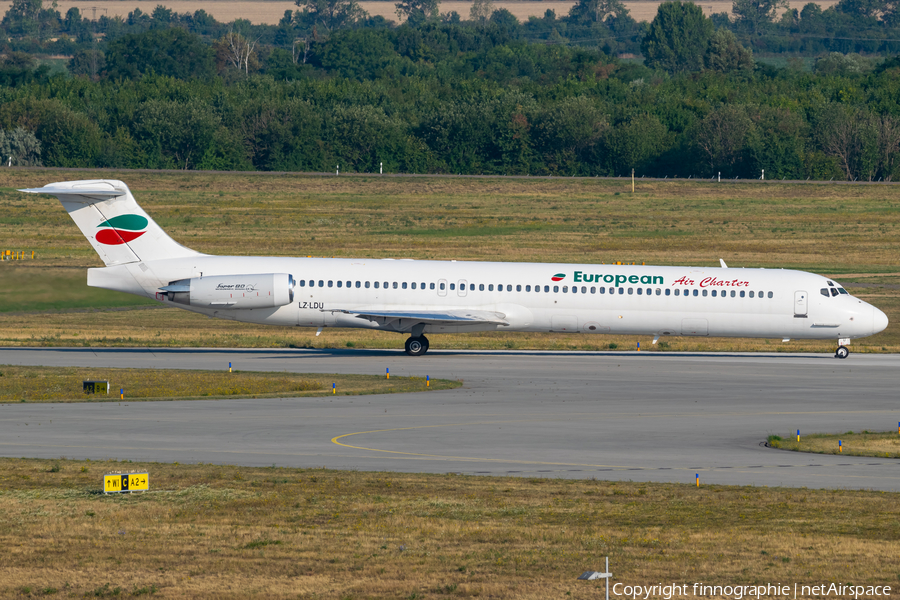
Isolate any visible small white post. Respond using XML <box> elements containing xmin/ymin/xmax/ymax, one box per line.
<box><xmin>761</xmin><ymin>169</ymin><xmax>765</xmax><ymax>180</ymax></box>
<box><xmin>336</xmin><ymin>165</ymin><xmax>339</xmax><ymax>175</ymax></box>
<box><xmin>380</xmin><ymin>162</ymin><xmax>383</xmax><ymax>175</ymax></box>
<box><xmin>605</xmin><ymin>556</ymin><xmax>610</xmax><ymax>600</ymax></box>
<box><xmin>717</xmin><ymin>171</ymin><xmax>720</xmax><ymax>182</ymax></box>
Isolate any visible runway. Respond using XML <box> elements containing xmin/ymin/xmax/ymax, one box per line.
<box><xmin>1</xmin><ymin>347</ymin><xmax>899</xmax><ymax>490</ymax></box>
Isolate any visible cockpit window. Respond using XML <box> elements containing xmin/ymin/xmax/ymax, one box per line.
<box><xmin>827</xmin><ymin>281</ymin><xmax>835</xmax><ymax>287</ymax></box>
<box><xmin>830</xmin><ymin>288</ymin><xmax>839</xmax><ymax>297</ymax></box>
<box><xmin>820</xmin><ymin>288</ymin><xmax>830</xmax><ymax>297</ymax></box>
<box><xmin>838</xmin><ymin>288</ymin><xmax>849</xmax><ymax>295</ymax></box>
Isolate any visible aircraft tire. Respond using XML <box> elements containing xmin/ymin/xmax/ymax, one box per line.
<box><xmin>405</xmin><ymin>336</ymin><xmax>428</xmax><ymax>356</ymax></box>
<box><xmin>835</xmin><ymin>346</ymin><xmax>850</xmax><ymax>359</ymax></box>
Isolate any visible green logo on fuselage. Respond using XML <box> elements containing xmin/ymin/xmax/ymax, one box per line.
<box><xmin>574</xmin><ymin>271</ymin><xmax>664</xmax><ymax>287</ymax></box>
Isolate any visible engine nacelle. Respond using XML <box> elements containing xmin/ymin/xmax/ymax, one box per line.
<box><xmin>159</xmin><ymin>273</ymin><xmax>295</xmax><ymax>309</ymax></box>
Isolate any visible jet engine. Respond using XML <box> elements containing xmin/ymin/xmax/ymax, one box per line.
<box><xmin>159</xmin><ymin>273</ymin><xmax>295</xmax><ymax>309</ymax></box>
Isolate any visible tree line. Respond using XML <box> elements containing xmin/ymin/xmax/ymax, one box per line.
<box><xmin>0</xmin><ymin>0</ymin><xmax>899</xmax><ymax>180</ymax></box>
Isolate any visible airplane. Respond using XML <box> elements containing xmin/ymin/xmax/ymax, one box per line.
<box><xmin>22</xmin><ymin>179</ymin><xmax>888</xmax><ymax>358</ymax></box>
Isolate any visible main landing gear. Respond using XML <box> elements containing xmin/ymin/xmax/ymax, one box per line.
<box><xmin>835</xmin><ymin>345</ymin><xmax>850</xmax><ymax>359</ymax></box>
<box><xmin>405</xmin><ymin>335</ymin><xmax>429</xmax><ymax>356</ymax></box>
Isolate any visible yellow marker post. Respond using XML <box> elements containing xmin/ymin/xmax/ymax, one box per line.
<box><xmin>426</xmin><ymin>375</ymin><xmax>430</xmax><ymax>388</ymax></box>
<box><xmin>696</xmin><ymin>473</ymin><xmax>699</xmax><ymax>487</ymax></box>
<box><xmin>333</xmin><ymin>383</ymin><xmax>336</xmax><ymax>394</ymax></box>
<box><xmin>839</xmin><ymin>440</ymin><xmax>842</xmax><ymax>453</ymax></box>
<box><xmin>229</xmin><ymin>362</ymin><xmax>232</xmax><ymax>373</ymax></box>
<box><xmin>31</xmin><ymin>251</ymin><xmax>34</xmax><ymax>259</ymax></box>
<box><xmin>120</xmin><ymin>388</ymin><xmax>124</xmax><ymax>400</ymax></box>
<box><xmin>797</xmin><ymin>429</ymin><xmax>800</xmax><ymax>443</ymax></box>
<box><xmin>386</xmin><ymin>368</ymin><xmax>389</xmax><ymax>380</ymax></box>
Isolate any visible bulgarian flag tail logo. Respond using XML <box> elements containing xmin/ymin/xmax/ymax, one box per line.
<box><xmin>551</xmin><ymin>273</ymin><xmax>565</xmax><ymax>282</ymax></box>
<box><xmin>96</xmin><ymin>214</ymin><xmax>149</xmax><ymax>245</ymax></box>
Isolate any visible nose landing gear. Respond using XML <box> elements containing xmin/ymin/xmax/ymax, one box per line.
<box><xmin>835</xmin><ymin>346</ymin><xmax>850</xmax><ymax>359</ymax></box>
<box><xmin>405</xmin><ymin>335</ymin><xmax>429</xmax><ymax>356</ymax></box>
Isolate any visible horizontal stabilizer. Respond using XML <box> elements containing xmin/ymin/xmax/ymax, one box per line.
<box><xmin>20</xmin><ymin>186</ymin><xmax>125</xmax><ymax>199</ymax></box>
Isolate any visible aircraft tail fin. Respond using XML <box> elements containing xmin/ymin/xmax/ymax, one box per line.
<box><xmin>20</xmin><ymin>179</ymin><xmax>203</xmax><ymax>267</ymax></box>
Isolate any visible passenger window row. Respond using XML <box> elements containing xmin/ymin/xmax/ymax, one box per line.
<box><xmin>298</xmin><ymin>279</ymin><xmax>774</xmax><ymax>299</ymax></box>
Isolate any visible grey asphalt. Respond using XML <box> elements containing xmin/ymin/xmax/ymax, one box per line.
<box><xmin>1</xmin><ymin>347</ymin><xmax>899</xmax><ymax>490</ymax></box>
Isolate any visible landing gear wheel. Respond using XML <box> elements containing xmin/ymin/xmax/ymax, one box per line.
<box><xmin>405</xmin><ymin>336</ymin><xmax>429</xmax><ymax>356</ymax></box>
<box><xmin>835</xmin><ymin>346</ymin><xmax>850</xmax><ymax>359</ymax></box>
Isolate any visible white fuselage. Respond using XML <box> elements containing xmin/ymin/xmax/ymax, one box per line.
<box><xmin>91</xmin><ymin>256</ymin><xmax>887</xmax><ymax>342</ymax></box>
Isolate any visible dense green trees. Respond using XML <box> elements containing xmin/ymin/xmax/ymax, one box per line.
<box><xmin>2</xmin><ymin>0</ymin><xmax>900</xmax><ymax>180</ymax></box>
<box><xmin>641</xmin><ymin>2</ymin><xmax>713</xmax><ymax>73</ymax></box>
<box><xmin>105</xmin><ymin>29</ymin><xmax>215</xmax><ymax>79</ymax></box>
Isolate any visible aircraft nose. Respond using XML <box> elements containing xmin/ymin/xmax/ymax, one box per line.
<box><xmin>873</xmin><ymin>306</ymin><xmax>889</xmax><ymax>335</ymax></box>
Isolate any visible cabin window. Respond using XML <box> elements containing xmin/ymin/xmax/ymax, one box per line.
<box><xmin>711</xmin><ymin>290</ymin><xmax>717</xmax><ymax>297</ymax></box>
<box><xmin>337</xmin><ymin>281</ymin><xmax>343</xmax><ymax>288</ymax></box>
<box><xmin>450</xmin><ymin>283</ymin><xmax>455</xmax><ymax>290</ymax></box>
<box><xmin>702</xmin><ymin>290</ymin><xmax>707</xmax><ymax>297</ymax></box>
<box><xmin>581</xmin><ymin>286</ymin><xmax>587</xmax><ymax>293</ymax></box>
<box><xmin>470</xmin><ymin>284</ymin><xmax>475</xmax><ymax>291</ymax></box>
<box><xmin>656</xmin><ymin>288</ymin><xmax>661</xmax><ymax>295</ymax></box>
<box><xmin>437</xmin><ymin>283</ymin><xmax>442</xmax><ymax>290</ymax></box>
<box><xmin>730</xmin><ymin>290</ymin><xmax>735</xmax><ymax>297</ymax></box>
<box><xmin>740</xmin><ymin>291</ymin><xmax>745</xmax><ymax>298</ymax></box>
<box><xmin>637</xmin><ymin>288</ymin><xmax>642</xmax><ymax>295</ymax></box>
<box><xmin>411</xmin><ymin>282</ymin><xmax>416</xmax><ymax>290</ymax></box>
<box><xmin>391</xmin><ymin>282</ymin><xmax>397</xmax><ymax>289</ymax></box>
<box><xmin>479</xmin><ymin>284</ymin><xmax>485</xmax><ymax>291</ymax></box>
<box><xmin>748</xmin><ymin>291</ymin><xmax>754</xmax><ymax>298</ymax></box>
<box><xmin>489</xmin><ymin>284</ymin><xmax>494</xmax><ymax>291</ymax></box>
<box><xmin>691</xmin><ymin>289</ymin><xmax>697</xmax><ymax>296</ymax></box>
<box><xmin>299</xmin><ymin>280</ymin><xmax>306</xmax><ymax>287</ymax></box>
<box><xmin>525</xmin><ymin>285</ymin><xmax>531</xmax><ymax>292</ymax></box>
<box><xmin>365</xmin><ymin>281</ymin><xmax>370</xmax><ymax>289</ymax></box>
<box><xmin>562</xmin><ymin>286</ymin><xmax>568</xmax><ymax>293</ymax></box>
<box><xmin>768</xmin><ymin>291</ymin><xmax>774</xmax><ymax>298</ymax></box>
<box><xmin>619</xmin><ymin>287</ymin><xmax>625</xmax><ymax>295</ymax></box>
<box><xmin>665</xmin><ymin>289</ymin><xmax>671</xmax><ymax>296</ymax></box>
<box><xmin>674</xmin><ymin>289</ymin><xmax>680</xmax><ymax>296</ymax></box>
<box><xmin>590</xmin><ymin>287</ymin><xmax>596</xmax><ymax>293</ymax></box>
<box><xmin>544</xmin><ymin>285</ymin><xmax>550</xmax><ymax>292</ymax></box>
<box><xmin>356</xmin><ymin>281</ymin><xmax>361</xmax><ymax>288</ymax></box>
<box><xmin>600</xmin><ymin>287</ymin><xmax>606</xmax><ymax>294</ymax></box>
<box><xmin>328</xmin><ymin>280</ymin><xmax>333</xmax><ymax>288</ymax></box>
<box><xmin>374</xmin><ymin>282</ymin><xmax>379</xmax><ymax>289</ymax></box>
<box><xmin>318</xmin><ymin>280</ymin><xmax>324</xmax><ymax>287</ymax></box>
<box><xmin>553</xmin><ymin>286</ymin><xmax>559</xmax><ymax>293</ymax></box>
<box><xmin>628</xmin><ymin>288</ymin><xmax>633</xmax><ymax>295</ymax></box>
<box><xmin>402</xmin><ymin>282</ymin><xmax>407</xmax><ymax>290</ymax></box>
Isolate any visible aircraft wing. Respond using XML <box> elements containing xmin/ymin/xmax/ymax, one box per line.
<box><xmin>330</xmin><ymin>308</ymin><xmax>509</xmax><ymax>326</ymax></box>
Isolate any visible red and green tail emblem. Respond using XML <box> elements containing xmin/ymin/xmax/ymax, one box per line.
<box><xmin>96</xmin><ymin>214</ymin><xmax>148</xmax><ymax>245</ymax></box>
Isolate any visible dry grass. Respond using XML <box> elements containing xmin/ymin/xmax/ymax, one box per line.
<box><xmin>0</xmin><ymin>457</ymin><xmax>898</xmax><ymax>599</ymax></box>
<box><xmin>0</xmin><ymin>365</ymin><xmax>459</xmax><ymax>402</ymax></box>
<box><xmin>0</xmin><ymin>0</ymin><xmax>839</xmax><ymax>25</ymax></box>
<box><xmin>769</xmin><ymin>431</ymin><xmax>900</xmax><ymax>458</ymax></box>
<box><xmin>2</xmin><ymin>170</ymin><xmax>898</xmax><ymax>352</ymax></box>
